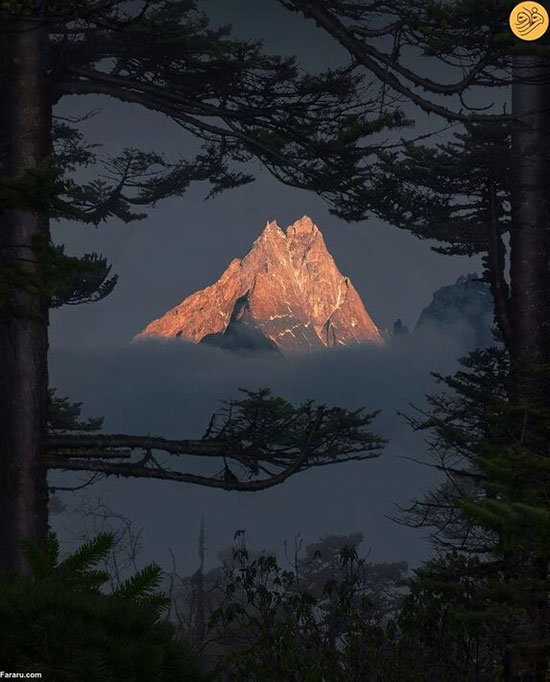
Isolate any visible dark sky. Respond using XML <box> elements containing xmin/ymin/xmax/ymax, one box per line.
<box><xmin>49</xmin><ymin>0</ymin><xmax>482</xmax><ymax>574</ymax></box>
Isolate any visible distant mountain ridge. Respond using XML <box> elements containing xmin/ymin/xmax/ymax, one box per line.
<box><xmin>136</xmin><ymin>216</ymin><xmax>384</xmax><ymax>354</ymax></box>
<box><xmin>414</xmin><ymin>273</ymin><xmax>494</xmax><ymax>346</ymax></box>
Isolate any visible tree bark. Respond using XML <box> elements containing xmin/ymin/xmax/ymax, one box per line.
<box><xmin>0</xmin><ymin>20</ymin><xmax>51</xmax><ymax>574</ymax></box>
<box><xmin>510</xmin><ymin>54</ymin><xmax>550</xmax><ymax>404</ymax></box>
<box><xmin>486</xmin><ymin>178</ymin><xmax>513</xmax><ymax>348</ymax></box>
<box><xmin>505</xmin><ymin>52</ymin><xmax>550</xmax><ymax>682</ymax></box>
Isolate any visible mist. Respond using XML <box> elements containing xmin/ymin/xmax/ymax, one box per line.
<box><xmin>49</xmin><ymin>326</ymin><xmax>474</xmax><ymax>575</ymax></box>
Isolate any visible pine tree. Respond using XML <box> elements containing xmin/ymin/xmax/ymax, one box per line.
<box><xmin>0</xmin><ymin>1</ymin><xmax>403</xmax><ymax>574</ymax></box>
<box><xmin>0</xmin><ymin>532</ymin><xmax>204</xmax><ymax>681</ymax></box>
<box><xmin>399</xmin><ymin>346</ymin><xmax>550</xmax><ymax>679</ymax></box>
<box><xmin>280</xmin><ymin>3</ymin><xmax>550</xmax><ymax>678</ymax></box>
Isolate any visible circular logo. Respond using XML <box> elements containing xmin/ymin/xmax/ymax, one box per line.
<box><xmin>510</xmin><ymin>2</ymin><xmax>549</xmax><ymax>40</ymax></box>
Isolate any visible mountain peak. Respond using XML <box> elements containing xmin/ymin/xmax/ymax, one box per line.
<box><xmin>262</xmin><ymin>219</ymin><xmax>284</xmax><ymax>236</ymax></box>
<box><xmin>136</xmin><ymin>217</ymin><xmax>384</xmax><ymax>354</ymax></box>
<box><xmin>287</xmin><ymin>215</ymin><xmax>317</xmax><ymax>234</ymax></box>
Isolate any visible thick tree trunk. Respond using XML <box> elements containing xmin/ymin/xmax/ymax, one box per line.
<box><xmin>510</xmin><ymin>54</ymin><xmax>550</xmax><ymax>404</ymax></box>
<box><xmin>0</xmin><ymin>20</ymin><xmax>51</xmax><ymax>574</ymax></box>
<box><xmin>506</xmin><ymin>53</ymin><xmax>550</xmax><ymax>682</ymax></box>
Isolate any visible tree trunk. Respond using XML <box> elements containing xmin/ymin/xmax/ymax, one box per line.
<box><xmin>506</xmin><ymin>52</ymin><xmax>550</xmax><ymax>682</ymax></box>
<box><xmin>0</xmin><ymin>19</ymin><xmax>51</xmax><ymax>574</ymax></box>
<box><xmin>510</xmin><ymin>54</ymin><xmax>550</xmax><ymax>405</ymax></box>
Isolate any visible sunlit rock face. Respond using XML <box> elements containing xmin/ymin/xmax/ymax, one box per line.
<box><xmin>136</xmin><ymin>216</ymin><xmax>384</xmax><ymax>354</ymax></box>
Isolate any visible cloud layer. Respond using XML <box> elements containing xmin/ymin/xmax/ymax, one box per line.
<box><xmin>50</xmin><ymin>330</ymin><xmax>471</xmax><ymax>573</ymax></box>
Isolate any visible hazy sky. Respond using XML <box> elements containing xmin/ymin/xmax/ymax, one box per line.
<box><xmin>49</xmin><ymin>0</ymin><xmax>482</xmax><ymax>574</ymax></box>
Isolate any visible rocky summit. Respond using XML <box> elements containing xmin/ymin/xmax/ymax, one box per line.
<box><xmin>136</xmin><ymin>216</ymin><xmax>384</xmax><ymax>354</ymax></box>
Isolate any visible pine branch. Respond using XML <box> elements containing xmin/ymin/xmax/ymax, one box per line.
<box><xmin>280</xmin><ymin>1</ymin><xmax>510</xmax><ymax>124</ymax></box>
<box><xmin>45</xmin><ymin>390</ymin><xmax>384</xmax><ymax>492</ymax></box>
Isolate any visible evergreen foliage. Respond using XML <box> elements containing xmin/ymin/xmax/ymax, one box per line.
<box><xmin>48</xmin><ymin>389</ymin><xmax>104</xmax><ymax>433</ymax></box>
<box><xmin>401</xmin><ymin>347</ymin><xmax>550</xmax><ymax>676</ymax></box>
<box><xmin>395</xmin><ymin>552</ymin><xmax>508</xmax><ymax>682</ymax></box>
<box><xmin>1</xmin><ymin>0</ymin><xmax>408</xmax><ymax>311</ymax></box>
<box><xmin>46</xmin><ymin>388</ymin><xmax>385</xmax><ymax>492</ymax></box>
<box><xmin>274</xmin><ymin>6</ymin><xmax>550</xmax><ymax>675</ymax></box>
<box><xmin>366</xmin><ymin>124</ymin><xmax>511</xmax><ymax>256</ymax></box>
<box><xmin>0</xmin><ymin>533</ymin><xmax>203</xmax><ymax>681</ymax></box>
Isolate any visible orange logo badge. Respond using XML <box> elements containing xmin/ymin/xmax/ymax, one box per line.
<box><xmin>510</xmin><ymin>2</ymin><xmax>549</xmax><ymax>40</ymax></box>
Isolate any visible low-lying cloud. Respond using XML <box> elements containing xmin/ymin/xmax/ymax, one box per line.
<box><xmin>49</xmin><ymin>328</ymin><xmax>474</xmax><ymax>574</ymax></box>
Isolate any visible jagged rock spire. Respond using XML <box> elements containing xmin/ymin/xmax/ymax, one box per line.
<box><xmin>136</xmin><ymin>216</ymin><xmax>383</xmax><ymax>353</ymax></box>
